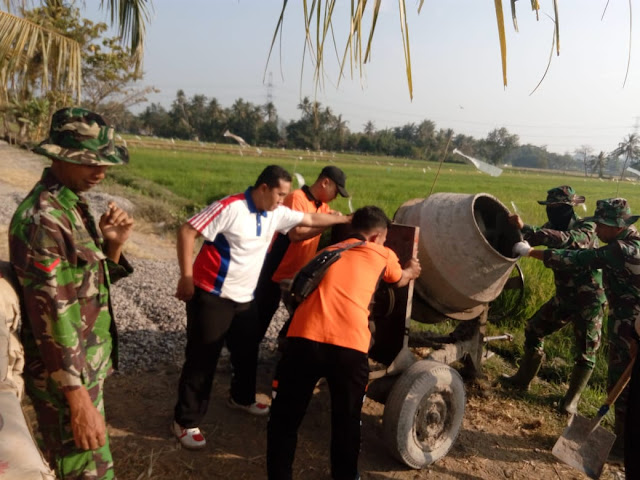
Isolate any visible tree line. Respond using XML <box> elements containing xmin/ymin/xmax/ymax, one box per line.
<box><xmin>1</xmin><ymin>2</ymin><xmax>637</xmax><ymax>177</ymax></box>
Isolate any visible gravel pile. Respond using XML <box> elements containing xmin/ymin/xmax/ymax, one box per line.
<box><xmin>111</xmin><ymin>259</ymin><xmax>289</xmax><ymax>372</ymax></box>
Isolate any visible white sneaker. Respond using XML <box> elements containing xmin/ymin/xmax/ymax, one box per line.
<box><xmin>227</xmin><ymin>397</ymin><xmax>270</xmax><ymax>416</ymax></box>
<box><xmin>171</xmin><ymin>421</ymin><xmax>206</xmax><ymax>449</ymax></box>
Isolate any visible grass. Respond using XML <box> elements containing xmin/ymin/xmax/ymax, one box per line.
<box><xmin>110</xmin><ymin>141</ymin><xmax>640</xmax><ymax>420</ymax></box>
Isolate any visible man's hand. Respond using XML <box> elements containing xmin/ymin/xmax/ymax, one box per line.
<box><xmin>176</xmin><ymin>275</ymin><xmax>195</xmax><ymax>302</ymax></box>
<box><xmin>396</xmin><ymin>257</ymin><xmax>421</xmax><ymax>287</ymax></box>
<box><xmin>65</xmin><ymin>387</ymin><xmax>106</xmax><ymax>451</ymax></box>
<box><xmin>508</xmin><ymin>214</ymin><xmax>524</xmax><ymax>230</ymax></box>
<box><xmin>405</xmin><ymin>257</ymin><xmax>421</xmax><ymax>280</ymax></box>
<box><xmin>99</xmin><ymin>202</ymin><xmax>134</xmax><ymax>246</ymax></box>
<box><xmin>635</xmin><ymin>315</ymin><xmax>640</xmax><ymax>339</ymax></box>
<box><xmin>512</xmin><ymin>241</ymin><xmax>532</xmax><ymax>258</ymax></box>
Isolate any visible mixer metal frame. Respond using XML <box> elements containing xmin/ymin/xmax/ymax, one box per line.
<box><xmin>363</xmin><ymin>222</ymin><xmax>522</xmax><ymax>469</ymax></box>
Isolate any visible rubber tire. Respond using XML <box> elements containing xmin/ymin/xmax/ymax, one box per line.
<box><xmin>382</xmin><ymin>360</ymin><xmax>466</xmax><ymax>469</ymax></box>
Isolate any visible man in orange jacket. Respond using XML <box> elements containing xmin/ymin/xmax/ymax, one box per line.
<box><xmin>266</xmin><ymin>206</ymin><xmax>421</xmax><ymax>480</ymax></box>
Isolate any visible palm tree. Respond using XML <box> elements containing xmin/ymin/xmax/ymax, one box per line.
<box><xmin>591</xmin><ymin>151</ymin><xmax>607</xmax><ymax>179</ymax></box>
<box><xmin>0</xmin><ymin>0</ymin><xmax>149</xmax><ymax>103</ymax></box>
<box><xmin>611</xmin><ymin>133</ymin><xmax>640</xmax><ymax>182</ymax></box>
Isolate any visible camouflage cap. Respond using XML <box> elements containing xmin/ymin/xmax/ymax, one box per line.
<box><xmin>587</xmin><ymin>198</ymin><xmax>640</xmax><ymax>227</ymax></box>
<box><xmin>537</xmin><ymin>185</ymin><xmax>585</xmax><ymax>206</ymax></box>
<box><xmin>33</xmin><ymin>107</ymin><xmax>129</xmax><ymax>166</ymax></box>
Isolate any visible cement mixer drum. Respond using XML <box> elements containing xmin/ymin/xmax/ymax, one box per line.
<box><xmin>394</xmin><ymin>193</ymin><xmax>522</xmax><ymax>320</ymax></box>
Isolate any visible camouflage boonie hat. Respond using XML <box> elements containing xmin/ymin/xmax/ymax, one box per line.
<box><xmin>34</xmin><ymin>107</ymin><xmax>129</xmax><ymax>166</ymax></box>
<box><xmin>537</xmin><ymin>185</ymin><xmax>585</xmax><ymax>206</ymax></box>
<box><xmin>587</xmin><ymin>198</ymin><xmax>640</xmax><ymax>227</ymax></box>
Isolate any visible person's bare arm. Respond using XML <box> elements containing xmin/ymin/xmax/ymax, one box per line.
<box><xmin>396</xmin><ymin>257</ymin><xmax>421</xmax><ymax>288</ymax></box>
<box><xmin>289</xmin><ymin>211</ymin><xmax>345</xmax><ymax>241</ymax></box>
<box><xmin>299</xmin><ymin>212</ymin><xmax>351</xmax><ymax>228</ymax></box>
<box><xmin>175</xmin><ymin>222</ymin><xmax>200</xmax><ymax>302</ymax></box>
<box><xmin>65</xmin><ymin>387</ymin><xmax>107</xmax><ymax>451</ymax></box>
<box><xmin>528</xmin><ymin>249</ymin><xmax>544</xmax><ymax>260</ymax></box>
<box><xmin>288</xmin><ymin>225</ymin><xmax>326</xmax><ymax>242</ymax></box>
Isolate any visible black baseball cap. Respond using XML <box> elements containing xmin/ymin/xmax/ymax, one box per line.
<box><xmin>320</xmin><ymin>166</ymin><xmax>349</xmax><ymax>197</ymax></box>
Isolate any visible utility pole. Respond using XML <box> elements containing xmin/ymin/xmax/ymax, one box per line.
<box><xmin>265</xmin><ymin>71</ymin><xmax>275</xmax><ymax>122</ymax></box>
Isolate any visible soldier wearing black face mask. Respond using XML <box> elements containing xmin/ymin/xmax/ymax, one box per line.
<box><xmin>502</xmin><ymin>186</ymin><xmax>606</xmax><ymax>417</ymax></box>
<box><xmin>546</xmin><ymin>203</ymin><xmax>574</xmax><ymax>231</ymax></box>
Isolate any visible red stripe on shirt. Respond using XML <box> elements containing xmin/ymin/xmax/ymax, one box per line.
<box><xmin>189</xmin><ymin>193</ymin><xmax>246</xmax><ymax>232</ymax></box>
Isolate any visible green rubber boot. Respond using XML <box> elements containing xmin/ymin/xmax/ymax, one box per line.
<box><xmin>558</xmin><ymin>364</ymin><xmax>593</xmax><ymax>415</ymax></box>
<box><xmin>501</xmin><ymin>349</ymin><xmax>544</xmax><ymax>391</ymax></box>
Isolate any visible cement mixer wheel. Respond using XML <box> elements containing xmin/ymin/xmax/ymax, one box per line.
<box><xmin>382</xmin><ymin>360</ymin><xmax>465</xmax><ymax>469</ymax></box>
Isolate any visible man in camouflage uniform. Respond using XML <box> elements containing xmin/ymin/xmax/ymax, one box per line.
<box><xmin>513</xmin><ymin>197</ymin><xmax>640</xmax><ymax>462</ymax></box>
<box><xmin>503</xmin><ymin>186</ymin><xmax>606</xmax><ymax>415</ymax></box>
<box><xmin>9</xmin><ymin>107</ymin><xmax>133</xmax><ymax>479</ymax></box>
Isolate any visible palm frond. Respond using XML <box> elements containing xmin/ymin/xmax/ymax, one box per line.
<box><xmin>398</xmin><ymin>0</ymin><xmax>413</xmax><ymax>99</ymax></box>
<box><xmin>0</xmin><ymin>9</ymin><xmax>81</xmax><ymax>100</ymax></box>
<box><xmin>531</xmin><ymin>0</ymin><xmax>540</xmax><ymax>21</ymax></box>
<box><xmin>100</xmin><ymin>0</ymin><xmax>150</xmax><ymax>73</ymax></box>
<box><xmin>553</xmin><ymin>0</ymin><xmax>560</xmax><ymax>55</ymax></box>
<box><xmin>529</xmin><ymin>17</ymin><xmax>556</xmax><ymax>95</ymax></box>
<box><xmin>623</xmin><ymin>0</ymin><xmax>632</xmax><ymax>87</ymax></box>
<box><xmin>511</xmin><ymin>0</ymin><xmax>519</xmax><ymax>32</ymax></box>
<box><xmin>270</xmin><ymin>1</ymin><xmax>571</xmax><ymax>98</ymax></box>
<box><xmin>494</xmin><ymin>0</ymin><xmax>507</xmax><ymax>87</ymax></box>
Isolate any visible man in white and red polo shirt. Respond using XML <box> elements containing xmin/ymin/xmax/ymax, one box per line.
<box><xmin>171</xmin><ymin>165</ymin><xmax>350</xmax><ymax>450</ymax></box>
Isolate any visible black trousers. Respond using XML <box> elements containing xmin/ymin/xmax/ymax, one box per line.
<box><xmin>267</xmin><ymin>338</ymin><xmax>368</xmax><ymax>480</ymax></box>
<box><xmin>174</xmin><ymin>288</ymin><xmax>260</xmax><ymax>428</ymax></box>
<box><xmin>254</xmin><ymin>275</ymin><xmax>284</xmax><ymax>341</ymax></box>
<box><xmin>625</xmin><ymin>341</ymin><xmax>640</xmax><ymax>479</ymax></box>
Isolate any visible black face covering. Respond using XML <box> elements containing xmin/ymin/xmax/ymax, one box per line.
<box><xmin>546</xmin><ymin>204</ymin><xmax>574</xmax><ymax>231</ymax></box>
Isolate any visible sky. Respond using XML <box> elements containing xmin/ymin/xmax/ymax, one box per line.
<box><xmin>87</xmin><ymin>1</ymin><xmax>640</xmax><ymax>155</ymax></box>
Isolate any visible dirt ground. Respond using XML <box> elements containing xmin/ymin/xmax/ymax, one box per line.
<box><xmin>104</xmin><ymin>358</ymin><xmax>625</xmax><ymax>480</ymax></box>
<box><xmin>0</xmin><ymin>142</ymin><xmax>626</xmax><ymax>480</ymax></box>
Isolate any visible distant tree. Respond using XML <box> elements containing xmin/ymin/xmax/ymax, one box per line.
<box><xmin>507</xmin><ymin>144</ymin><xmax>549</xmax><ymax>169</ymax></box>
<box><xmin>259</xmin><ymin>100</ymin><xmax>282</xmax><ymax>146</ymax></box>
<box><xmin>452</xmin><ymin>133</ymin><xmax>476</xmax><ymax>158</ymax></box>
<box><xmin>226</xmin><ymin>98</ymin><xmax>264</xmax><ymax>145</ymax></box>
<box><xmin>204</xmin><ymin>98</ymin><xmax>227</xmax><ymax>141</ymax></box>
<box><xmin>0</xmin><ymin>0</ymin><xmax>148</xmax><ymax>110</ymax></box>
<box><xmin>363</xmin><ymin>121</ymin><xmax>376</xmax><ymax>136</ymax></box>
<box><xmin>416</xmin><ymin>120</ymin><xmax>436</xmax><ymax>147</ymax></box>
<box><xmin>590</xmin><ymin>151</ymin><xmax>607</xmax><ymax>178</ymax></box>
<box><xmin>611</xmin><ymin>133</ymin><xmax>640</xmax><ymax>181</ymax></box>
<box><xmin>481</xmin><ymin>127</ymin><xmax>519</xmax><ymax>165</ymax></box>
<box><xmin>139</xmin><ymin>102</ymin><xmax>170</xmax><ymax>137</ymax></box>
<box><xmin>2</xmin><ymin>3</ymin><xmax>153</xmax><ymax>141</ymax></box>
<box><xmin>394</xmin><ymin>123</ymin><xmax>418</xmax><ymax>143</ymax></box>
<box><xmin>326</xmin><ymin>114</ymin><xmax>349</xmax><ymax>151</ymax></box>
<box><xmin>574</xmin><ymin>145</ymin><xmax>594</xmax><ymax>177</ymax></box>
<box><xmin>168</xmin><ymin>90</ymin><xmax>193</xmax><ymax>139</ymax></box>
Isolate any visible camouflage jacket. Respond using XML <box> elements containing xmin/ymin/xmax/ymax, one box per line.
<box><xmin>543</xmin><ymin>225</ymin><xmax>640</xmax><ymax>320</ymax></box>
<box><xmin>523</xmin><ymin>217</ymin><xmax>605</xmax><ymax>305</ymax></box>
<box><xmin>9</xmin><ymin>168</ymin><xmax>132</xmax><ymax>393</ymax></box>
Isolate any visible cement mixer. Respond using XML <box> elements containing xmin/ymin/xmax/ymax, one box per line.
<box><xmin>395</xmin><ymin>193</ymin><xmax>522</xmax><ymax>320</ymax></box>
<box><xmin>350</xmin><ymin>192</ymin><xmax>524</xmax><ymax>469</ymax></box>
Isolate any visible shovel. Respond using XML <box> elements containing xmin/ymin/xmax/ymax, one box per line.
<box><xmin>552</xmin><ymin>353</ymin><xmax>636</xmax><ymax>479</ymax></box>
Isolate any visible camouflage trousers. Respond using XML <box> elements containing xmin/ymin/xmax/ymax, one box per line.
<box><xmin>607</xmin><ymin>313</ymin><xmax>638</xmax><ymax>428</ymax></box>
<box><xmin>523</xmin><ymin>296</ymin><xmax>604</xmax><ymax>370</ymax></box>
<box><xmin>25</xmin><ymin>371</ymin><xmax>114</xmax><ymax>480</ymax></box>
